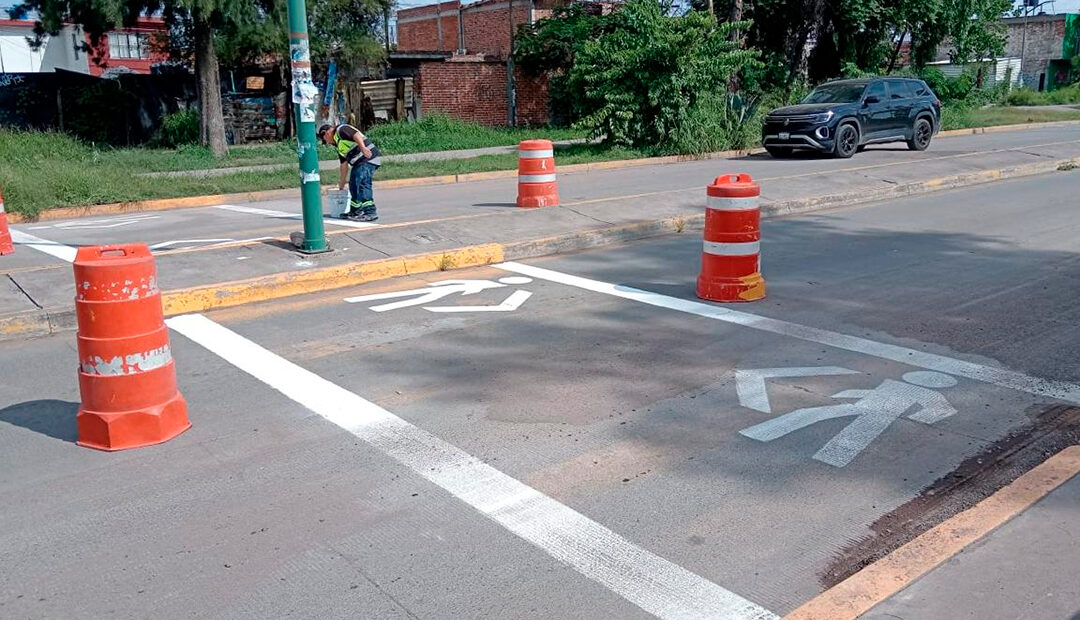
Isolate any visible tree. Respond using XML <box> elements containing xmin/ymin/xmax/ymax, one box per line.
<box><xmin>308</xmin><ymin>0</ymin><xmax>390</xmax><ymax>75</ymax></box>
<box><xmin>14</xmin><ymin>0</ymin><xmax>279</xmax><ymax>156</ymax></box>
<box><xmin>567</xmin><ymin>0</ymin><xmax>759</xmax><ymax>150</ymax></box>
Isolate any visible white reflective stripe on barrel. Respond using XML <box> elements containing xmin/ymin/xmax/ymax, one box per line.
<box><xmin>707</xmin><ymin>196</ymin><xmax>759</xmax><ymax>211</ymax></box>
<box><xmin>519</xmin><ymin>174</ymin><xmax>558</xmax><ymax>184</ymax></box>
<box><xmin>703</xmin><ymin>240</ymin><xmax>760</xmax><ymax>256</ymax></box>
<box><xmin>518</xmin><ymin>149</ymin><xmax>555</xmax><ymax>159</ymax></box>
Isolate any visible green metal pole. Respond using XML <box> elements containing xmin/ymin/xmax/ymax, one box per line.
<box><xmin>286</xmin><ymin>0</ymin><xmax>329</xmax><ymax>253</ymax></box>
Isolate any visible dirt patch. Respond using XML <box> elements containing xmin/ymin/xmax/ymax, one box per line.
<box><xmin>821</xmin><ymin>404</ymin><xmax>1080</xmax><ymax>588</ymax></box>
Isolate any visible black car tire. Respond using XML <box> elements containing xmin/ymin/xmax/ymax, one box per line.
<box><xmin>766</xmin><ymin>146</ymin><xmax>793</xmax><ymax>158</ymax></box>
<box><xmin>833</xmin><ymin>124</ymin><xmax>859</xmax><ymax>159</ymax></box>
<box><xmin>907</xmin><ymin>117</ymin><xmax>933</xmax><ymax>151</ymax></box>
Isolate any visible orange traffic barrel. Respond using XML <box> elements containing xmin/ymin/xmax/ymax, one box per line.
<box><xmin>516</xmin><ymin>139</ymin><xmax>559</xmax><ymax>208</ymax></box>
<box><xmin>0</xmin><ymin>187</ymin><xmax>13</xmax><ymax>255</ymax></box>
<box><xmin>697</xmin><ymin>174</ymin><xmax>766</xmax><ymax>302</ymax></box>
<box><xmin>74</xmin><ymin>244</ymin><xmax>190</xmax><ymax>451</ymax></box>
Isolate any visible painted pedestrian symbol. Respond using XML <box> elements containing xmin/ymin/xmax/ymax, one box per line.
<box><xmin>345</xmin><ymin>277</ymin><xmax>534</xmax><ymax>313</ymax></box>
<box><xmin>738</xmin><ymin>369</ymin><xmax>959</xmax><ymax>467</ymax></box>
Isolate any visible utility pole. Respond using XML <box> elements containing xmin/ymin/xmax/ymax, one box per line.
<box><xmin>384</xmin><ymin>5</ymin><xmax>392</xmax><ymax>54</ymax></box>
<box><xmin>507</xmin><ymin>0</ymin><xmax>517</xmax><ymax>126</ymax></box>
<box><xmin>286</xmin><ymin>0</ymin><xmax>329</xmax><ymax>253</ymax></box>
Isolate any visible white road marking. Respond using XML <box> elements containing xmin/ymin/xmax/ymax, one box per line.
<box><xmin>165</xmin><ymin>313</ymin><xmax>777</xmax><ymax>620</ymax></box>
<box><xmin>9</xmin><ymin>229</ymin><xmax>77</xmax><ymax>263</ymax></box>
<box><xmin>740</xmin><ymin>374</ymin><xmax>959</xmax><ymax>467</ymax></box>
<box><xmin>425</xmin><ymin>289</ymin><xmax>533</xmax><ymax>313</ymax></box>
<box><xmin>149</xmin><ymin>238</ymin><xmax>234</xmax><ymax>250</ymax></box>
<box><xmin>736</xmin><ymin>367</ymin><xmax>860</xmax><ymax>413</ymax></box>
<box><xmin>214</xmin><ymin>204</ymin><xmax>378</xmax><ymax>229</ymax></box>
<box><xmin>28</xmin><ymin>214</ymin><xmax>161</xmax><ymax>230</ymax></box>
<box><xmin>494</xmin><ymin>262</ymin><xmax>1080</xmax><ymax>405</ymax></box>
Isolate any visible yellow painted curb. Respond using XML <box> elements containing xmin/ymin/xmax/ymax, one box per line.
<box><xmin>784</xmin><ymin>445</ymin><xmax>1080</xmax><ymax>620</ymax></box>
<box><xmin>160</xmin><ymin>243</ymin><xmax>505</xmax><ymax>316</ymax></box>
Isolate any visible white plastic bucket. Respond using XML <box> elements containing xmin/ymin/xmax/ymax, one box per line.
<box><xmin>327</xmin><ymin>189</ymin><xmax>350</xmax><ymax>218</ymax></box>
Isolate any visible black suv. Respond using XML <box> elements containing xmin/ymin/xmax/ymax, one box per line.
<box><xmin>762</xmin><ymin>78</ymin><xmax>941</xmax><ymax>158</ymax></box>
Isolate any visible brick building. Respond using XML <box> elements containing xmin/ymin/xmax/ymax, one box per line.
<box><xmin>393</xmin><ymin>0</ymin><xmax>565</xmax><ymax>126</ymax></box>
<box><xmin>0</xmin><ymin>10</ymin><xmax>167</xmax><ymax>76</ymax></box>
<box><xmin>1003</xmin><ymin>14</ymin><xmax>1079</xmax><ymax>91</ymax></box>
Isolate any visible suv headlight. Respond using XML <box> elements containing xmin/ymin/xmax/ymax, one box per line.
<box><xmin>812</xmin><ymin>111</ymin><xmax>835</xmax><ymax>124</ymax></box>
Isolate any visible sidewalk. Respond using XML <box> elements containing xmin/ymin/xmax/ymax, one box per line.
<box><xmin>860</xmin><ymin>470</ymin><xmax>1080</xmax><ymax>620</ymax></box>
<box><xmin>139</xmin><ymin>139</ymin><xmax>590</xmax><ymax>179</ymax></box>
<box><xmin>4</xmin><ymin>124</ymin><xmax>1080</xmax><ymax>340</ymax></box>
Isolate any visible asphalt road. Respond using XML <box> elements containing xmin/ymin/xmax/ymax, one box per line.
<box><xmin>1</xmin><ymin>171</ymin><xmax>1079</xmax><ymax>619</ymax></box>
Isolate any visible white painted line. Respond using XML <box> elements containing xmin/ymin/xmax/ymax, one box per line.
<box><xmin>519</xmin><ymin>149</ymin><xmax>555</xmax><ymax>159</ymax></box>
<box><xmin>9</xmin><ymin>229</ymin><xmax>77</xmax><ymax>263</ymax></box>
<box><xmin>494</xmin><ymin>262</ymin><xmax>1080</xmax><ymax>405</ymax></box>
<box><xmin>165</xmin><ymin>313</ymin><xmax>777</xmax><ymax>620</ymax></box>
<box><xmin>518</xmin><ymin>174</ymin><xmax>558</xmax><ymax>184</ymax></box>
<box><xmin>149</xmin><ymin>238</ymin><xmax>234</xmax><ymax>250</ymax></box>
<box><xmin>707</xmin><ymin>196</ymin><xmax>759</xmax><ymax>212</ymax></box>
<box><xmin>424</xmin><ymin>289</ymin><xmax>533</xmax><ymax>312</ymax></box>
<box><xmin>703</xmin><ymin>241</ymin><xmax>760</xmax><ymax>256</ymax></box>
<box><xmin>736</xmin><ymin>367</ymin><xmax>860</xmax><ymax>413</ymax></box>
<box><xmin>214</xmin><ymin>204</ymin><xmax>378</xmax><ymax>229</ymax></box>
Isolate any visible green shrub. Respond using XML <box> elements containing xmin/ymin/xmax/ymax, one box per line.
<box><xmin>1006</xmin><ymin>84</ymin><xmax>1080</xmax><ymax>106</ymax></box>
<box><xmin>669</xmin><ymin>93</ymin><xmax>763</xmax><ymax>155</ymax></box>
<box><xmin>159</xmin><ymin>108</ymin><xmax>200</xmax><ymax>147</ymax></box>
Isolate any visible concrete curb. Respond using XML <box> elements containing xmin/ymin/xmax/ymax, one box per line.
<box><xmin>4</xmin><ymin>153</ymin><xmax>1076</xmax><ymax>342</ymax></box>
<box><xmin>10</xmin><ymin>120</ymin><xmax>1080</xmax><ymax>223</ymax></box>
<box><xmin>5</xmin><ymin>147</ymin><xmax>761</xmax><ymax>224</ymax></box>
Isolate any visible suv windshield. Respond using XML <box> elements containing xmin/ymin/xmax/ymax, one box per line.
<box><xmin>802</xmin><ymin>83</ymin><xmax>867</xmax><ymax>104</ymax></box>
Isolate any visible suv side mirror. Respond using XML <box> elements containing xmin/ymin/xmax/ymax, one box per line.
<box><xmin>863</xmin><ymin>96</ymin><xmax>880</xmax><ymax>105</ymax></box>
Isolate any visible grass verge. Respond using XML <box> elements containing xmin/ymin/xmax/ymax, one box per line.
<box><xmin>941</xmin><ymin>104</ymin><xmax>1080</xmax><ymax>130</ymax></box>
<box><xmin>0</xmin><ymin>142</ymin><xmax>642</xmax><ymax>218</ymax></box>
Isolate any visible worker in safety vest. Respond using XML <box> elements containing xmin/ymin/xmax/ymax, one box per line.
<box><xmin>319</xmin><ymin>123</ymin><xmax>382</xmax><ymax>222</ymax></box>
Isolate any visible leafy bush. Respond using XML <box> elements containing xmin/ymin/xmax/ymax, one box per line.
<box><xmin>159</xmin><ymin>109</ymin><xmax>200</xmax><ymax>147</ymax></box>
<box><xmin>1006</xmin><ymin>84</ymin><xmax>1080</xmax><ymax>106</ymax></box>
<box><xmin>669</xmin><ymin>93</ymin><xmax>763</xmax><ymax>155</ymax></box>
<box><xmin>567</xmin><ymin>0</ymin><xmax>761</xmax><ymax>152</ymax></box>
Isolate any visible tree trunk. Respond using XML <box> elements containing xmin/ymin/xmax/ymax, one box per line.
<box><xmin>887</xmin><ymin>28</ymin><xmax>907</xmax><ymax>74</ymax></box>
<box><xmin>193</xmin><ymin>12</ymin><xmax>227</xmax><ymax>157</ymax></box>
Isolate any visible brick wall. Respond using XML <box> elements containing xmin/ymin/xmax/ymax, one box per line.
<box><xmin>397</xmin><ymin>1</ymin><xmax>461</xmax><ymax>52</ymax></box>
<box><xmin>416</xmin><ymin>58</ymin><xmax>549</xmax><ymax>126</ymax></box>
<box><xmin>397</xmin><ymin>0</ymin><xmax>544</xmax><ymax>58</ymax></box>
<box><xmin>461</xmin><ymin>3</ymin><xmax>533</xmax><ymax>58</ymax></box>
<box><xmin>1003</xmin><ymin>16</ymin><xmax>1067</xmax><ymax>89</ymax></box>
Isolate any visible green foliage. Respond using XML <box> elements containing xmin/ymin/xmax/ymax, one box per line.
<box><xmin>566</xmin><ymin>0</ymin><xmax>761</xmax><ymax>152</ymax></box>
<box><xmin>1006</xmin><ymin>84</ymin><xmax>1080</xmax><ymax>106</ymax></box>
<box><xmin>307</xmin><ymin>0</ymin><xmax>391</xmax><ymax>72</ymax></box>
<box><xmin>365</xmin><ymin>114</ymin><xmax>586</xmax><ymax>153</ymax></box>
<box><xmin>159</xmin><ymin>109</ymin><xmax>201</xmax><ymax>147</ymax></box>
<box><xmin>669</xmin><ymin>93</ymin><xmax>763</xmax><ymax>155</ymax></box>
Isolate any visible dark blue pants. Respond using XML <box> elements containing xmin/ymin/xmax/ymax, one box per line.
<box><xmin>348</xmin><ymin>163</ymin><xmax>378</xmax><ymax>215</ymax></box>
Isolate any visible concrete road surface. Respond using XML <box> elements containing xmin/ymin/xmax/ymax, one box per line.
<box><xmin>1</xmin><ymin>171</ymin><xmax>1078</xmax><ymax>619</ymax></box>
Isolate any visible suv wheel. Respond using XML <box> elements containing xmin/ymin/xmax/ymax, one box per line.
<box><xmin>907</xmin><ymin>118</ymin><xmax>933</xmax><ymax>151</ymax></box>
<box><xmin>833</xmin><ymin>124</ymin><xmax>859</xmax><ymax>159</ymax></box>
<box><xmin>766</xmin><ymin>146</ymin><xmax>792</xmax><ymax>158</ymax></box>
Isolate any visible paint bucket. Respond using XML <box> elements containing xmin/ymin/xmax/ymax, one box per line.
<box><xmin>327</xmin><ymin>189</ymin><xmax>350</xmax><ymax>218</ymax></box>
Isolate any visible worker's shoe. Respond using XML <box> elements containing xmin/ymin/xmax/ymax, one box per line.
<box><xmin>357</xmin><ymin>213</ymin><xmax>379</xmax><ymax>222</ymax></box>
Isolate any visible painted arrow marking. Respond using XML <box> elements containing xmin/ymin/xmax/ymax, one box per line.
<box><xmin>424</xmin><ymin>289</ymin><xmax>533</xmax><ymax>313</ymax></box>
<box><xmin>736</xmin><ymin>367</ymin><xmax>860</xmax><ymax>414</ymax></box>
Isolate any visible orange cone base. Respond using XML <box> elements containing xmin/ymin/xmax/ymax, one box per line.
<box><xmin>76</xmin><ymin>393</ymin><xmax>190</xmax><ymax>451</ymax></box>
<box><xmin>697</xmin><ymin>273</ymin><xmax>766</xmax><ymax>302</ymax></box>
<box><xmin>516</xmin><ymin>194</ymin><xmax>560</xmax><ymax>208</ymax></box>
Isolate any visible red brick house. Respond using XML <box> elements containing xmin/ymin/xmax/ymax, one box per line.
<box><xmin>0</xmin><ymin>10</ymin><xmax>167</xmax><ymax>75</ymax></box>
<box><xmin>393</xmin><ymin>0</ymin><xmax>564</xmax><ymax>126</ymax></box>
